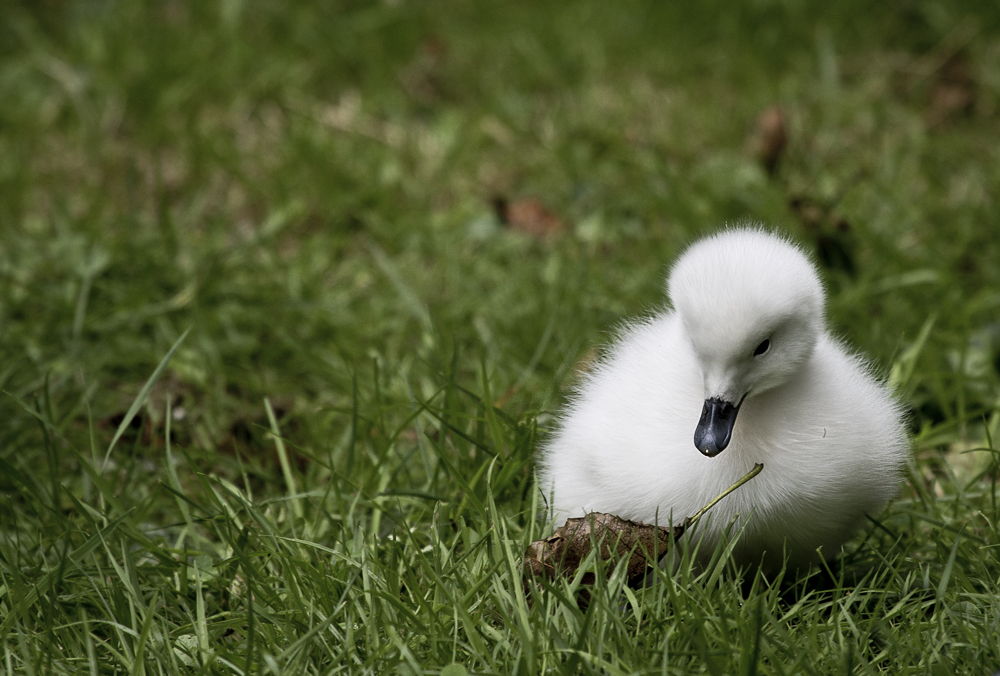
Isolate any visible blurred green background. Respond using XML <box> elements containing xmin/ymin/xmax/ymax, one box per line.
<box><xmin>1</xmin><ymin>0</ymin><xmax>1000</xmax><ymax>673</ymax></box>
<box><xmin>2</xmin><ymin>0</ymin><xmax>999</xmax><ymax>430</ymax></box>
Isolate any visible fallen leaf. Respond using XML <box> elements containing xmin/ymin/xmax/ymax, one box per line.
<box><xmin>747</xmin><ymin>105</ymin><xmax>787</xmax><ymax>175</ymax></box>
<box><xmin>525</xmin><ymin>463</ymin><xmax>764</xmax><ymax>598</ymax></box>
<box><xmin>925</xmin><ymin>52</ymin><xmax>975</xmax><ymax>129</ymax></box>
<box><xmin>524</xmin><ymin>513</ymin><xmax>683</xmax><ymax>588</ymax></box>
<box><xmin>496</xmin><ymin>197</ymin><xmax>565</xmax><ymax>239</ymax></box>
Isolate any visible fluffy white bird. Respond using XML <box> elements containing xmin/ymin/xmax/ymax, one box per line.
<box><xmin>539</xmin><ymin>227</ymin><xmax>908</xmax><ymax>571</ymax></box>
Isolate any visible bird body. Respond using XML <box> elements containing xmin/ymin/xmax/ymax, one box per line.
<box><xmin>539</xmin><ymin>228</ymin><xmax>908</xmax><ymax>570</ymax></box>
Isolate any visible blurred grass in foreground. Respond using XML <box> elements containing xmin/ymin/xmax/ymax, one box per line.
<box><xmin>1</xmin><ymin>0</ymin><xmax>1000</xmax><ymax>673</ymax></box>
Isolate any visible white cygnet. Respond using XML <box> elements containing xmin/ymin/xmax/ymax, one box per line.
<box><xmin>539</xmin><ymin>227</ymin><xmax>908</xmax><ymax>571</ymax></box>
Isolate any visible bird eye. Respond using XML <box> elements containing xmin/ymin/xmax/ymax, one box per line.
<box><xmin>753</xmin><ymin>339</ymin><xmax>770</xmax><ymax>356</ymax></box>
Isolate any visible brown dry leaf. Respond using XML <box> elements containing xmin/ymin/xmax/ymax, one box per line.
<box><xmin>524</xmin><ymin>463</ymin><xmax>763</xmax><ymax>599</ymax></box>
<box><xmin>925</xmin><ymin>54</ymin><xmax>976</xmax><ymax>129</ymax></box>
<box><xmin>747</xmin><ymin>105</ymin><xmax>787</xmax><ymax>175</ymax></box>
<box><xmin>497</xmin><ymin>197</ymin><xmax>565</xmax><ymax>239</ymax></box>
<box><xmin>524</xmin><ymin>514</ymin><xmax>683</xmax><ymax>589</ymax></box>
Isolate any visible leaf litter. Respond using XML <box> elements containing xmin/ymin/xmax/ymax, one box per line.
<box><xmin>524</xmin><ymin>463</ymin><xmax>764</xmax><ymax>596</ymax></box>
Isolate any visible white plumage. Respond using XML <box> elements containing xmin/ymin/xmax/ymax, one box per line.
<box><xmin>539</xmin><ymin>227</ymin><xmax>908</xmax><ymax>571</ymax></box>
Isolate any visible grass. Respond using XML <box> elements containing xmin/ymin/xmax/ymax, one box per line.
<box><xmin>1</xmin><ymin>0</ymin><xmax>1000</xmax><ymax>673</ymax></box>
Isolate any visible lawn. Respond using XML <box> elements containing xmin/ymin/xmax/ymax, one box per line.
<box><xmin>1</xmin><ymin>0</ymin><xmax>999</xmax><ymax>673</ymax></box>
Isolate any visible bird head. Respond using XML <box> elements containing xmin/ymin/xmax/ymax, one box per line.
<box><xmin>667</xmin><ymin>228</ymin><xmax>825</xmax><ymax>457</ymax></box>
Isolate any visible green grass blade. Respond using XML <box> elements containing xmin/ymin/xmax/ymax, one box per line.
<box><xmin>103</xmin><ymin>327</ymin><xmax>191</xmax><ymax>471</ymax></box>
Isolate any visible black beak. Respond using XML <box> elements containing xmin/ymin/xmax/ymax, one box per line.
<box><xmin>694</xmin><ymin>397</ymin><xmax>743</xmax><ymax>457</ymax></box>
